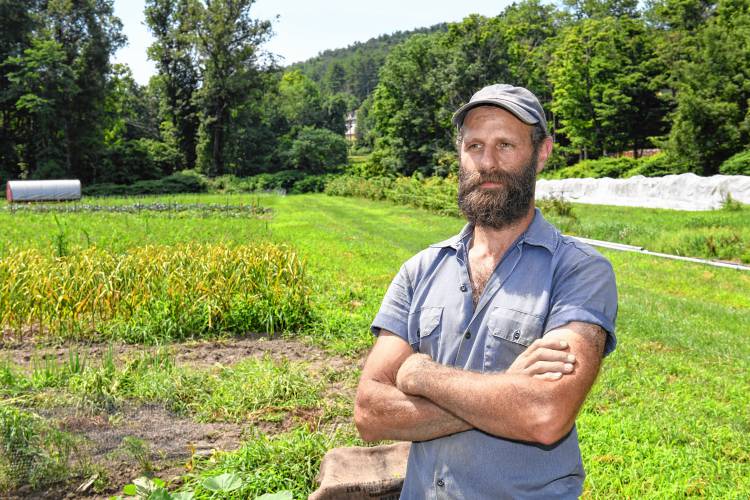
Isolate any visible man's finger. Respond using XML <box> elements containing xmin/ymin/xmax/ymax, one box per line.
<box><xmin>525</xmin><ymin>360</ymin><xmax>575</xmax><ymax>376</ymax></box>
<box><xmin>528</xmin><ymin>337</ymin><xmax>570</xmax><ymax>352</ymax></box>
<box><xmin>525</xmin><ymin>347</ymin><xmax>576</xmax><ymax>365</ymax></box>
<box><xmin>532</xmin><ymin>371</ymin><xmax>564</xmax><ymax>381</ymax></box>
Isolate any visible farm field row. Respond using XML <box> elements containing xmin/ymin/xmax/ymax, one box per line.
<box><xmin>0</xmin><ymin>194</ymin><xmax>748</xmax><ymax>498</ymax></box>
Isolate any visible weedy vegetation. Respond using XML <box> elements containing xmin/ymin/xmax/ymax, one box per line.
<box><xmin>0</xmin><ymin>405</ymin><xmax>85</xmax><ymax>492</ymax></box>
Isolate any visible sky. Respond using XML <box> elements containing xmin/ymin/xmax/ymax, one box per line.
<box><xmin>113</xmin><ymin>0</ymin><xmax>516</xmax><ymax>85</ymax></box>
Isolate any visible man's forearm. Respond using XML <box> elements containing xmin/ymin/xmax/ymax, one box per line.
<box><xmin>396</xmin><ymin>324</ymin><xmax>605</xmax><ymax>445</ymax></box>
<box><xmin>355</xmin><ymin>378</ymin><xmax>472</xmax><ymax>442</ymax></box>
<box><xmin>399</xmin><ymin>361</ymin><xmax>552</xmax><ymax>443</ymax></box>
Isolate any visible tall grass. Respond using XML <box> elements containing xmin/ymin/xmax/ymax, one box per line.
<box><xmin>0</xmin><ymin>243</ymin><xmax>311</xmax><ymax>343</ymax></box>
<box><xmin>326</xmin><ymin>174</ymin><xmax>459</xmax><ymax>216</ymax></box>
<box><xmin>2</xmin><ymin>348</ymin><xmax>324</xmax><ymax>420</ymax></box>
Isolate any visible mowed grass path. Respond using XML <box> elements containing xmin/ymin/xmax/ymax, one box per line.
<box><xmin>2</xmin><ymin>194</ymin><xmax>749</xmax><ymax>497</ymax></box>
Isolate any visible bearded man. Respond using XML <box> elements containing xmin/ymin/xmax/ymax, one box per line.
<box><xmin>354</xmin><ymin>84</ymin><xmax>618</xmax><ymax>499</ymax></box>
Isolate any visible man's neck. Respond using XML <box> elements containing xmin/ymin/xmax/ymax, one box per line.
<box><xmin>469</xmin><ymin>206</ymin><xmax>536</xmax><ymax>261</ymax></box>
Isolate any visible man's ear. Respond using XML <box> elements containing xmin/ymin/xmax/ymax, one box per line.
<box><xmin>536</xmin><ymin>137</ymin><xmax>554</xmax><ymax>174</ymax></box>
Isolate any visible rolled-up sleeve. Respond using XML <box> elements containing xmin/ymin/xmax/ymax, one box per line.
<box><xmin>545</xmin><ymin>254</ymin><xmax>618</xmax><ymax>356</ymax></box>
<box><xmin>370</xmin><ymin>263</ymin><xmax>413</xmax><ymax>344</ymax></box>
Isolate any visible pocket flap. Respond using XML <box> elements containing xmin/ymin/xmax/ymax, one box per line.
<box><xmin>418</xmin><ymin>307</ymin><xmax>443</xmax><ymax>338</ymax></box>
<box><xmin>487</xmin><ymin>307</ymin><xmax>543</xmax><ymax>346</ymax></box>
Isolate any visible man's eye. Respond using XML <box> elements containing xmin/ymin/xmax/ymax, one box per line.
<box><xmin>467</xmin><ymin>143</ymin><xmax>482</xmax><ymax>150</ymax></box>
<box><xmin>499</xmin><ymin>142</ymin><xmax>513</xmax><ymax>150</ymax></box>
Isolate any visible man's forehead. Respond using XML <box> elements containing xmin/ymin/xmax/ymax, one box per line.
<box><xmin>462</xmin><ymin>106</ymin><xmax>533</xmax><ymax>136</ymax></box>
<box><xmin>464</xmin><ymin>105</ymin><xmax>525</xmax><ymax>124</ymax></box>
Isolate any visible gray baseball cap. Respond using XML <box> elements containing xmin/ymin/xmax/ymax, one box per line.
<box><xmin>452</xmin><ymin>84</ymin><xmax>547</xmax><ymax>134</ymax></box>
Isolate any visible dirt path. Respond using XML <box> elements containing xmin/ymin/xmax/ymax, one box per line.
<box><xmin>2</xmin><ymin>335</ymin><xmax>358</xmax><ymax>373</ymax></box>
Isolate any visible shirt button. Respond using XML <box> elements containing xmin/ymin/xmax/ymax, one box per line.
<box><xmin>459</xmin><ymin>284</ymin><xmax>467</xmax><ymax>292</ymax></box>
<box><xmin>513</xmin><ymin>330</ymin><xmax>520</xmax><ymax>340</ymax></box>
<box><xmin>464</xmin><ymin>330</ymin><xmax>471</xmax><ymax>339</ymax></box>
<box><xmin>437</xmin><ymin>479</ymin><xmax>445</xmax><ymax>487</ymax></box>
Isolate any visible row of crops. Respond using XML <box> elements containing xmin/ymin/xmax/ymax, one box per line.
<box><xmin>0</xmin><ymin>243</ymin><xmax>310</xmax><ymax>345</ymax></box>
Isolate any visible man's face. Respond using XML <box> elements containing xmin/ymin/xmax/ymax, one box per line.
<box><xmin>457</xmin><ymin>106</ymin><xmax>540</xmax><ymax>230</ymax></box>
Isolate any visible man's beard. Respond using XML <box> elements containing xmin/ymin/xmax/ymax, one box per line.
<box><xmin>457</xmin><ymin>149</ymin><xmax>538</xmax><ymax>230</ymax></box>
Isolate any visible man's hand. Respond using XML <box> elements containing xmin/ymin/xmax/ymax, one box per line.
<box><xmin>507</xmin><ymin>338</ymin><xmax>577</xmax><ymax>380</ymax></box>
<box><xmin>354</xmin><ymin>332</ymin><xmax>473</xmax><ymax>442</ymax></box>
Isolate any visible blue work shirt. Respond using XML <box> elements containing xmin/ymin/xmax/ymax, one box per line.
<box><xmin>371</xmin><ymin>209</ymin><xmax>618</xmax><ymax>499</ymax></box>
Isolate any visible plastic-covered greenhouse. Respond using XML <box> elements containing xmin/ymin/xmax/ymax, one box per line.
<box><xmin>6</xmin><ymin>180</ymin><xmax>81</xmax><ymax>202</ymax></box>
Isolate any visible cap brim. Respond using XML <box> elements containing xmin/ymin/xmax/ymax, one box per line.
<box><xmin>451</xmin><ymin>99</ymin><xmax>539</xmax><ymax>128</ymax></box>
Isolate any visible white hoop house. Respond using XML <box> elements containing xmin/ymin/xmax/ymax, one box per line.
<box><xmin>6</xmin><ymin>180</ymin><xmax>81</xmax><ymax>202</ymax></box>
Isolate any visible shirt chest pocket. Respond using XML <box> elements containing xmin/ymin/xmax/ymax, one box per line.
<box><xmin>408</xmin><ymin>306</ymin><xmax>443</xmax><ymax>357</ymax></box>
<box><xmin>483</xmin><ymin>307</ymin><xmax>545</xmax><ymax>371</ymax></box>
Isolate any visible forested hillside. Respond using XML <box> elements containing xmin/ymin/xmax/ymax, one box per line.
<box><xmin>1</xmin><ymin>0</ymin><xmax>749</xmax><ymax>189</ymax></box>
<box><xmin>291</xmin><ymin>24</ymin><xmax>447</xmax><ymax>105</ymax></box>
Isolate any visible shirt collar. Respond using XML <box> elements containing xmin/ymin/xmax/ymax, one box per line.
<box><xmin>522</xmin><ymin>208</ymin><xmax>558</xmax><ymax>252</ymax></box>
<box><xmin>429</xmin><ymin>223</ymin><xmax>473</xmax><ymax>249</ymax></box>
<box><xmin>429</xmin><ymin>209</ymin><xmax>558</xmax><ymax>253</ymax></box>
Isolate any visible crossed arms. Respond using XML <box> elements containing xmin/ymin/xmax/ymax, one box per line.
<box><xmin>354</xmin><ymin>321</ymin><xmax>606</xmax><ymax>446</ymax></box>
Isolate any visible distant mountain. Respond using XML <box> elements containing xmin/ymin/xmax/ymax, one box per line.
<box><xmin>291</xmin><ymin>23</ymin><xmax>448</xmax><ymax>105</ymax></box>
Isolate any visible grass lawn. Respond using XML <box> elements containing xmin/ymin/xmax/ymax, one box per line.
<box><xmin>0</xmin><ymin>194</ymin><xmax>748</xmax><ymax>498</ymax></box>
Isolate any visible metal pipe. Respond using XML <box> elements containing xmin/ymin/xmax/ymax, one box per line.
<box><xmin>571</xmin><ymin>236</ymin><xmax>750</xmax><ymax>272</ymax></box>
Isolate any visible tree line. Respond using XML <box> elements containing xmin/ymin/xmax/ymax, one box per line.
<box><xmin>1</xmin><ymin>0</ymin><xmax>748</xmax><ymax>187</ymax></box>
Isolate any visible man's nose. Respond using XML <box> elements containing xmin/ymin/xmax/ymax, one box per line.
<box><xmin>478</xmin><ymin>148</ymin><xmax>501</xmax><ymax>173</ymax></box>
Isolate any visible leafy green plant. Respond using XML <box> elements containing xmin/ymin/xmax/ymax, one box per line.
<box><xmin>111</xmin><ymin>476</ymin><xmax>193</xmax><ymax>500</ymax></box>
<box><xmin>285</xmin><ymin>126</ymin><xmax>348</xmax><ymax>174</ymax></box>
<box><xmin>109</xmin><ymin>473</ymin><xmax>285</xmax><ymax>500</ymax></box>
<box><xmin>624</xmin><ymin>152</ymin><xmax>686</xmax><ymax>177</ymax></box>
<box><xmin>70</xmin><ymin>345</ymin><xmax>119</xmax><ymax>412</ymax></box>
<box><xmin>719</xmin><ymin>149</ymin><xmax>750</xmax><ymax>175</ymax></box>
<box><xmin>28</xmin><ymin>350</ymin><xmax>87</xmax><ymax>388</ymax></box>
<box><xmin>53</xmin><ymin>215</ymin><xmax>69</xmax><ymax>258</ymax></box>
<box><xmin>256</xmin><ymin>492</ymin><xmax>293</xmax><ymax>500</ymax></box>
<box><xmin>201</xmin><ymin>472</ymin><xmax>243</xmax><ymax>493</ymax></box>
<box><xmin>537</xmin><ymin>195</ymin><xmax>577</xmax><ymax>220</ymax></box>
<box><xmin>83</xmin><ymin>171</ymin><xmax>210</xmax><ymax>198</ymax></box>
<box><xmin>325</xmin><ymin>174</ymin><xmax>461</xmax><ymax>215</ymax></box>
<box><xmin>183</xmin><ymin>427</ymin><xmax>334</xmax><ymax>498</ymax></box>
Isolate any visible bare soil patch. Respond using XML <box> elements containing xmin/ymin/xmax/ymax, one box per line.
<box><xmin>2</xmin><ymin>334</ymin><xmax>356</xmax><ymax>373</ymax></box>
<box><xmin>60</xmin><ymin>402</ymin><xmax>245</xmax><ymax>499</ymax></box>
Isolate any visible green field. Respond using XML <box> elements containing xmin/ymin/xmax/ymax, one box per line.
<box><xmin>544</xmin><ymin>202</ymin><xmax>750</xmax><ymax>264</ymax></box>
<box><xmin>1</xmin><ymin>194</ymin><xmax>749</xmax><ymax>498</ymax></box>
